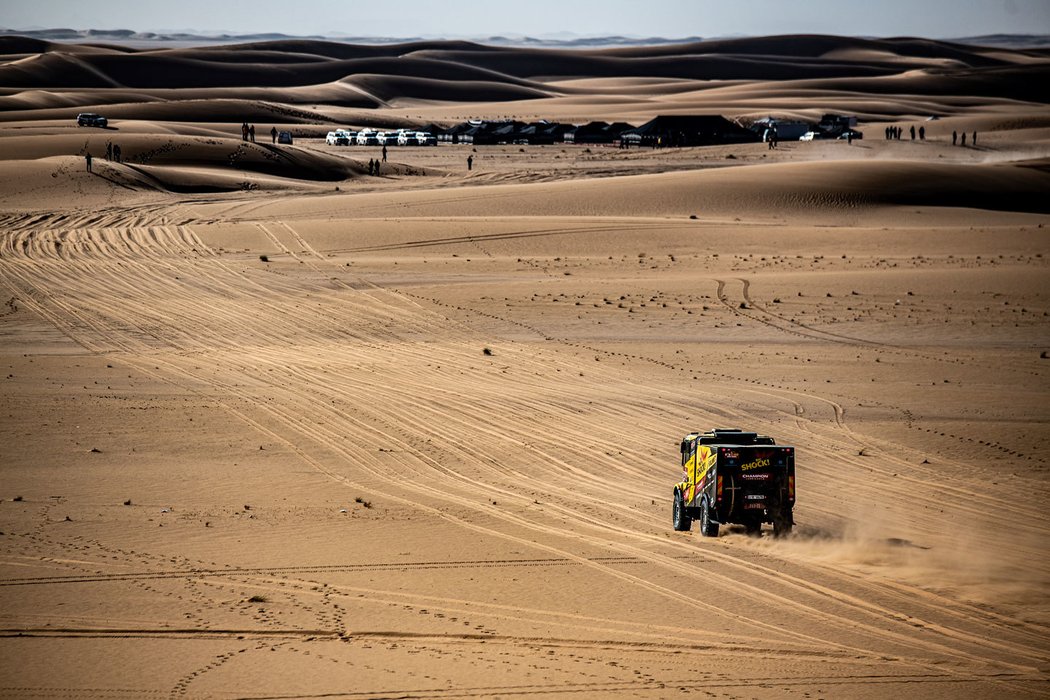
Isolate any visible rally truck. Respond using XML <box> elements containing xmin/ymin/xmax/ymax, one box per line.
<box><xmin>672</xmin><ymin>428</ymin><xmax>795</xmax><ymax>537</ymax></box>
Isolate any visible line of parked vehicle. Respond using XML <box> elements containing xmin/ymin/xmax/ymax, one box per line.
<box><xmin>326</xmin><ymin>128</ymin><xmax>437</xmax><ymax>146</ymax></box>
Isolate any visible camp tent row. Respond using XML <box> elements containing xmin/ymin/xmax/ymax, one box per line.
<box><xmin>428</xmin><ymin>113</ymin><xmax>856</xmax><ymax>146</ymax></box>
<box><xmin>433</xmin><ymin>115</ymin><xmax>760</xmax><ymax>147</ymax></box>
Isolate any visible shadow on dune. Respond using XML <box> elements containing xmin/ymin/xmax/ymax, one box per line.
<box><xmin>675</xmin><ymin>160</ymin><xmax>1050</xmax><ymax>215</ymax></box>
<box><xmin>77</xmin><ymin>137</ymin><xmax>367</xmax><ymax>192</ymax></box>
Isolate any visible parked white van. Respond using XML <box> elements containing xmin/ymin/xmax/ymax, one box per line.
<box><xmin>356</xmin><ymin>129</ymin><xmax>379</xmax><ymax>146</ymax></box>
<box><xmin>326</xmin><ymin>130</ymin><xmax>351</xmax><ymax>145</ymax></box>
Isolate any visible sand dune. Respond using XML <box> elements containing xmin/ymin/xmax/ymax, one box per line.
<box><xmin>0</xmin><ymin>32</ymin><xmax>1048</xmax><ymax>699</ymax></box>
<box><xmin>193</xmin><ymin>159</ymin><xmax>1050</xmax><ymax>222</ymax></box>
<box><xmin>0</xmin><ymin>49</ymin><xmax>554</xmax><ymax>91</ymax></box>
<box><xmin>2</xmin><ymin>33</ymin><xmax>1046</xmax><ymax>114</ymax></box>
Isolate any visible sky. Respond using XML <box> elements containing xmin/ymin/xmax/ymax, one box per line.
<box><xmin>5</xmin><ymin>0</ymin><xmax>1050</xmax><ymax>39</ymax></box>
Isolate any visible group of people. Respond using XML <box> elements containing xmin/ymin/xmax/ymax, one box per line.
<box><xmin>886</xmin><ymin>124</ymin><xmax>979</xmax><ymax>146</ymax></box>
<box><xmin>365</xmin><ymin>146</ymin><xmax>472</xmax><ymax>176</ymax></box>
<box><xmin>885</xmin><ymin>125</ymin><xmax>925</xmax><ymax>140</ymax></box>
<box><xmin>244</xmin><ymin>122</ymin><xmax>285</xmax><ymax>144</ymax></box>
<box><xmin>85</xmin><ymin>141</ymin><xmax>124</xmax><ymax>171</ymax></box>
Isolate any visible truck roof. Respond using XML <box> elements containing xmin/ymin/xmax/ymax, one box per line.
<box><xmin>682</xmin><ymin>428</ymin><xmax>777</xmax><ymax>446</ymax></box>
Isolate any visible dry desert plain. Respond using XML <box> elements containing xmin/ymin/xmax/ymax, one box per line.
<box><xmin>0</xmin><ymin>34</ymin><xmax>1049</xmax><ymax>699</ymax></box>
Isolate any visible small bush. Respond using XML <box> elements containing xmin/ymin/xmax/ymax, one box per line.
<box><xmin>259</xmin><ymin>254</ymin><xmax>269</xmax><ymax>263</ymax></box>
<box><xmin>247</xmin><ymin>595</ymin><xmax>267</xmax><ymax>603</ymax></box>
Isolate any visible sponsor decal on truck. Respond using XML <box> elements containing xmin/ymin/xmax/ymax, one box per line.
<box><xmin>741</xmin><ymin>456</ymin><xmax>771</xmax><ymax>471</ymax></box>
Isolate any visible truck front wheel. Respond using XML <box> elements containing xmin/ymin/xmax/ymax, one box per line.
<box><xmin>672</xmin><ymin>491</ymin><xmax>692</xmax><ymax>531</ymax></box>
<box><xmin>700</xmin><ymin>498</ymin><xmax>719</xmax><ymax>537</ymax></box>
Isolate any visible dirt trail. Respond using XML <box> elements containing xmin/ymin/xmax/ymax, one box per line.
<box><xmin>1</xmin><ymin>204</ymin><xmax>1047</xmax><ymax>697</ymax></box>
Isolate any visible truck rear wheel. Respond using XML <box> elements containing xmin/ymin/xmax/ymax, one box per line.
<box><xmin>772</xmin><ymin>507</ymin><xmax>793</xmax><ymax>538</ymax></box>
<box><xmin>672</xmin><ymin>491</ymin><xmax>692</xmax><ymax>531</ymax></box>
<box><xmin>700</xmin><ymin>498</ymin><xmax>719</xmax><ymax>537</ymax></box>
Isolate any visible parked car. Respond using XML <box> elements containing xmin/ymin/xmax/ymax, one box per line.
<box><xmin>356</xmin><ymin>129</ymin><xmax>378</xmax><ymax>146</ymax></box>
<box><xmin>277</xmin><ymin>131</ymin><xmax>294</xmax><ymax>144</ymax></box>
<box><xmin>838</xmin><ymin>129</ymin><xmax>863</xmax><ymax>140</ymax></box>
<box><xmin>799</xmin><ymin>131</ymin><xmax>821</xmax><ymax>141</ymax></box>
<box><xmin>77</xmin><ymin>113</ymin><xmax>108</xmax><ymax>128</ymax></box>
<box><xmin>401</xmin><ymin>130</ymin><xmax>437</xmax><ymax>146</ymax></box>
<box><xmin>326</xmin><ymin>130</ymin><xmax>351</xmax><ymax>145</ymax></box>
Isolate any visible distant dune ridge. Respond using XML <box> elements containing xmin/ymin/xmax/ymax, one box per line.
<box><xmin>3</xmin><ymin>26</ymin><xmax>1050</xmax><ymax>48</ymax></box>
<box><xmin>0</xmin><ymin>31</ymin><xmax>1047</xmax><ymax>192</ymax></box>
<box><xmin>1</xmin><ymin>33</ymin><xmax>1048</xmax><ymax>111</ymax></box>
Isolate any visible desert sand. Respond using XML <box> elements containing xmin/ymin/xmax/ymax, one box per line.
<box><xmin>0</xmin><ymin>34</ymin><xmax>1048</xmax><ymax>698</ymax></box>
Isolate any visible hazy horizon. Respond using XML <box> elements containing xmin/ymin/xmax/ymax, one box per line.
<box><xmin>6</xmin><ymin>0</ymin><xmax>1050</xmax><ymax>41</ymax></box>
